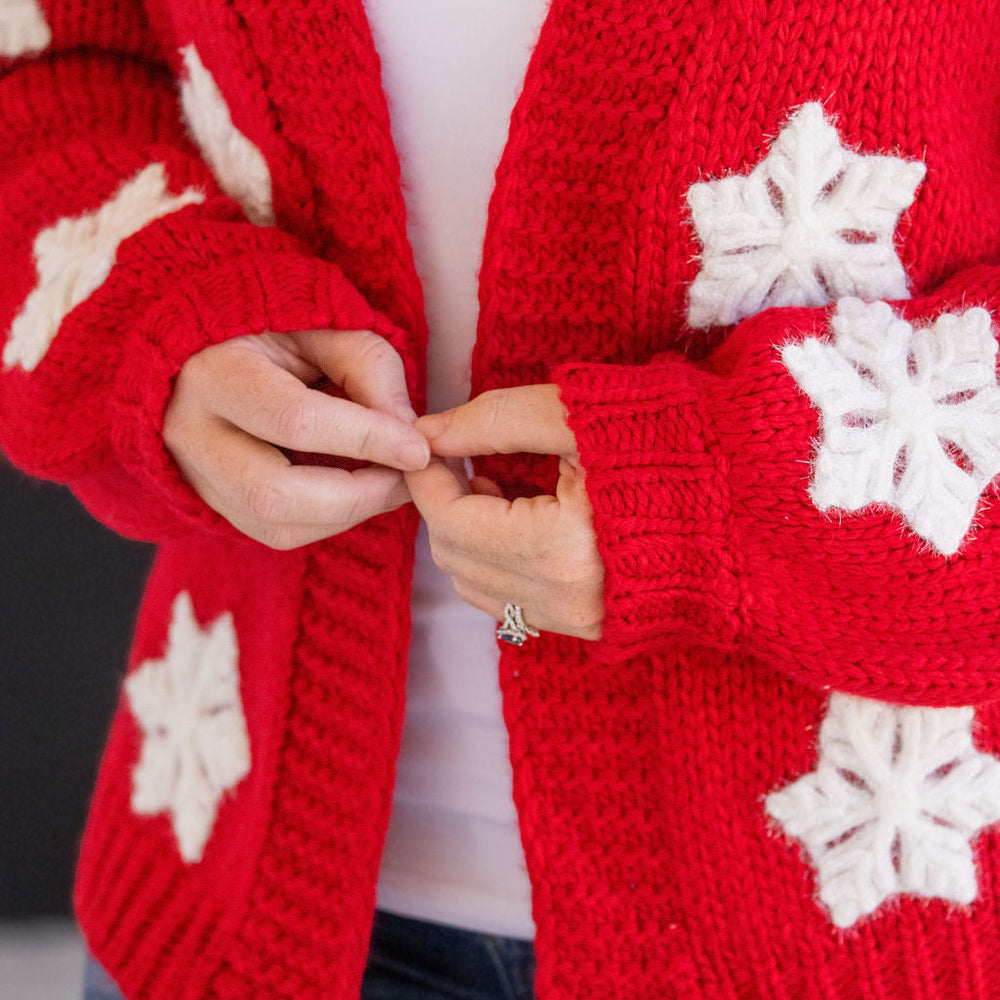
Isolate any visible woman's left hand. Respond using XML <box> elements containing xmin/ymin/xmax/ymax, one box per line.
<box><xmin>407</xmin><ymin>384</ymin><xmax>604</xmax><ymax>641</ymax></box>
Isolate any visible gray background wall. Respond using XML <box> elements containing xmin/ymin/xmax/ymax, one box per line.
<box><xmin>1</xmin><ymin>458</ymin><xmax>152</xmax><ymax>916</ymax></box>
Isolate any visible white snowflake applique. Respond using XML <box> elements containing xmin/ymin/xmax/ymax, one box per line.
<box><xmin>687</xmin><ymin>102</ymin><xmax>926</xmax><ymax>329</ymax></box>
<box><xmin>767</xmin><ymin>693</ymin><xmax>1000</xmax><ymax>929</ymax></box>
<box><xmin>782</xmin><ymin>297</ymin><xmax>1000</xmax><ymax>555</ymax></box>
<box><xmin>3</xmin><ymin>162</ymin><xmax>204</xmax><ymax>371</ymax></box>
<box><xmin>125</xmin><ymin>591</ymin><xmax>251</xmax><ymax>863</ymax></box>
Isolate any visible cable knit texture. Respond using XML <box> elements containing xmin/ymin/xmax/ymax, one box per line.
<box><xmin>4</xmin><ymin>2</ymin><xmax>1000</xmax><ymax>999</ymax></box>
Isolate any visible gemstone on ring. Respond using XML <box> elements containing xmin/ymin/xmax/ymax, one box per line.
<box><xmin>496</xmin><ymin>603</ymin><xmax>540</xmax><ymax>646</ymax></box>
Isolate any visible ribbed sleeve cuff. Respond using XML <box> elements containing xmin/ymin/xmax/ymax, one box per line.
<box><xmin>553</xmin><ymin>356</ymin><xmax>743</xmax><ymax>660</ymax></box>
<box><xmin>87</xmin><ymin>245</ymin><xmax>402</xmax><ymax>542</ymax></box>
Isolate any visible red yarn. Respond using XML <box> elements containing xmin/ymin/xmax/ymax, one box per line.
<box><xmin>4</xmin><ymin>1</ymin><xmax>1000</xmax><ymax>998</ymax></box>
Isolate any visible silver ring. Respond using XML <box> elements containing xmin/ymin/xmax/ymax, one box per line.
<box><xmin>496</xmin><ymin>603</ymin><xmax>540</xmax><ymax>646</ymax></box>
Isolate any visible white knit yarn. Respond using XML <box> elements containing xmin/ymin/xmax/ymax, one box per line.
<box><xmin>767</xmin><ymin>693</ymin><xmax>1000</xmax><ymax>929</ymax></box>
<box><xmin>782</xmin><ymin>297</ymin><xmax>1000</xmax><ymax>555</ymax></box>
<box><xmin>687</xmin><ymin>103</ymin><xmax>925</xmax><ymax>328</ymax></box>
<box><xmin>179</xmin><ymin>44</ymin><xmax>274</xmax><ymax>226</ymax></box>
<box><xmin>0</xmin><ymin>0</ymin><xmax>51</xmax><ymax>57</ymax></box>
<box><xmin>3</xmin><ymin>163</ymin><xmax>204</xmax><ymax>371</ymax></box>
<box><xmin>125</xmin><ymin>592</ymin><xmax>251</xmax><ymax>864</ymax></box>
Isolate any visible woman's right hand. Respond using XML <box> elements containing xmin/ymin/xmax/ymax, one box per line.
<box><xmin>163</xmin><ymin>328</ymin><xmax>429</xmax><ymax>549</ymax></box>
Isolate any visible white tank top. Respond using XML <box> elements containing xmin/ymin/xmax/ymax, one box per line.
<box><xmin>365</xmin><ymin>0</ymin><xmax>549</xmax><ymax>938</ymax></box>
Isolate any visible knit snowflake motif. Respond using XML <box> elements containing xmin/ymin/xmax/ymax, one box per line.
<box><xmin>125</xmin><ymin>592</ymin><xmax>250</xmax><ymax>863</ymax></box>
<box><xmin>767</xmin><ymin>694</ymin><xmax>1000</xmax><ymax>929</ymax></box>
<box><xmin>179</xmin><ymin>45</ymin><xmax>274</xmax><ymax>226</ymax></box>
<box><xmin>782</xmin><ymin>297</ymin><xmax>1000</xmax><ymax>555</ymax></box>
<box><xmin>3</xmin><ymin>162</ymin><xmax>204</xmax><ymax>371</ymax></box>
<box><xmin>687</xmin><ymin>102</ymin><xmax>926</xmax><ymax>328</ymax></box>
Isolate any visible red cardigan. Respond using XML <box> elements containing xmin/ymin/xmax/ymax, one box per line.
<box><xmin>4</xmin><ymin>2</ymin><xmax>1000</xmax><ymax>998</ymax></box>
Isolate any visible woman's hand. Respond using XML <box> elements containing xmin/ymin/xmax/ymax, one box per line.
<box><xmin>163</xmin><ymin>328</ymin><xmax>429</xmax><ymax>549</ymax></box>
<box><xmin>407</xmin><ymin>385</ymin><xmax>604</xmax><ymax>641</ymax></box>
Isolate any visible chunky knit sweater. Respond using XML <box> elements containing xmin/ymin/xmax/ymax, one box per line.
<box><xmin>4</xmin><ymin>2</ymin><xmax>1000</xmax><ymax>998</ymax></box>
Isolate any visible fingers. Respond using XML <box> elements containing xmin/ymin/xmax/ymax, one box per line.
<box><xmin>415</xmin><ymin>384</ymin><xmax>577</xmax><ymax>459</ymax></box>
<box><xmin>172</xmin><ymin>334</ymin><xmax>430</xmax><ymax>472</ymax></box>
<box><xmin>164</xmin><ymin>329</ymin><xmax>426</xmax><ymax>549</ymax></box>
<box><xmin>405</xmin><ymin>459</ymin><xmax>515</xmax><ymax>555</ymax></box>
<box><xmin>406</xmin><ymin>458</ymin><xmax>604</xmax><ymax>641</ymax></box>
<box><xmin>171</xmin><ymin>420</ymin><xmax>411</xmax><ymax>549</ymax></box>
<box><xmin>435</xmin><ymin>515</ymin><xmax>605</xmax><ymax>641</ymax></box>
<box><xmin>404</xmin><ymin>456</ymin><xmax>473</xmax><ymax>509</ymax></box>
<box><xmin>295</xmin><ymin>328</ymin><xmax>419</xmax><ymax>423</ymax></box>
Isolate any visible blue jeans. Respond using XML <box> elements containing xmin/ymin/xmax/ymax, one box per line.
<box><xmin>83</xmin><ymin>910</ymin><xmax>536</xmax><ymax>1000</ymax></box>
<box><xmin>81</xmin><ymin>957</ymin><xmax>125</xmax><ymax>1000</ymax></box>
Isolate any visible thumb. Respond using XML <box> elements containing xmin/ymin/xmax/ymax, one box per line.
<box><xmin>416</xmin><ymin>384</ymin><xmax>576</xmax><ymax>458</ymax></box>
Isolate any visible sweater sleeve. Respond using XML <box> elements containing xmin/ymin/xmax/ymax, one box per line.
<box><xmin>0</xmin><ymin>4</ymin><xmax>405</xmax><ymax>542</ymax></box>
<box><xmin>555</xmin><ymin>266</ymin><xmax>1000</xmax><ymax>707</ymax></box>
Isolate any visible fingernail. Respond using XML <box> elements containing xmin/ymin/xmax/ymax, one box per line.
<box><xmin>397</xmin><ymin>437</ymin><xmax>430</xmax><ymax>470</ymax></box>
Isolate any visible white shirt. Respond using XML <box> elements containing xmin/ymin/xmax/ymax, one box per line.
<box><xmin>365</xmin><ymin>0</ymin><xmax>550</xmax><ymax>938</ymax></box>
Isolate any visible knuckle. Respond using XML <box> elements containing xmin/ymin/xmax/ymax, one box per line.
<box><xmin>436</xmin><ymin>549</ymin><xmax>460</xmax><ymax>576</ymax></box>
<box><xmin>245</xmin><ymin>479</ymin><xmax>291</xmax><ymax>523</ymax></box>
<box><xmin>176</xmin><ymin>348</ymin><xmax>208</xmax><ymax>385</ymax></box>
<box><xmin>274</xmin><ymin>399</ymin><xmax>317</xmax><ymax>447</ymax></box>
<box><xmin>356</xmin><ymin>333</ymin><xmax>399</xmax><ymax>371</ymax></box>
<box><xmin>353</xmin><ymin>420</ymin><xmax>378</xmax><ymax>461</ymax></box>
<box><xmin>338</xmin><ymin>490</ymin><xmax>371</xmax><ymax>531</ymax></box>
<box><xmin>342</xmin><ymin>334</ymin><xmax>400</xmax><ymax>390</ymax></box>
<box><xmin>177</xmin><ymin>342</ymin><xmax>224</xmax><ymax>392</ymax></box>
<box><xmin>476</xmin><ymin>389</ymin><xmax>509</xmax><ymax>434</ymax></box>
<box><xmin>337</xmin><ymin>475</ymin><xmax>391</xmax><ymax>531</ymax></box>
<box><xmin>162</xmin><ymin>407</ymin><xmax>187</xmax><ymax>456</ymax></box>
<box><xmin>425</xmin><ymin>530</ymin><xmax>458</xmax><ymax>574</ymax></box>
